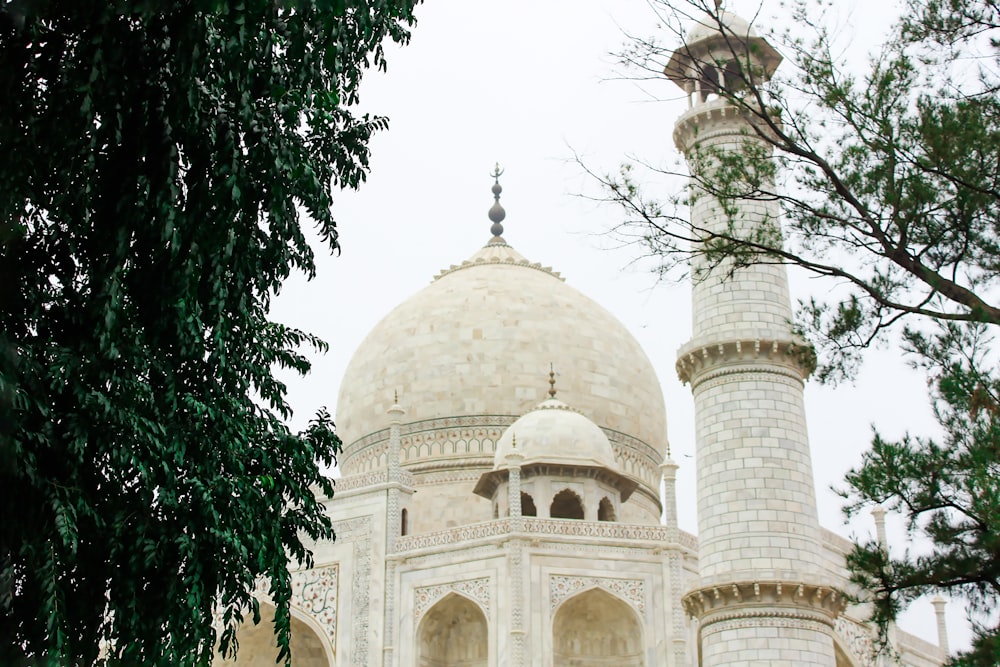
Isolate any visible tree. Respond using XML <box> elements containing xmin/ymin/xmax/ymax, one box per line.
<box><xmin>0</xmin><ymin>1</ymin><xmax>419</xmax><ymax>664</ymax></box>
<box><xmin>594</xmin><ymin>0</ymin><xmax>1000</xmax><ymax>664</ymax></box>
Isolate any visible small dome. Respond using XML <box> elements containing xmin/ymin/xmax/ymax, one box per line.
<box><xmin>493</xmin><ymin>399</ymin><xmax>618</xmax><ymax>470</ymax></box>
<box><xmin>686</xmin><ymin>10</ymin><xmax>757</xmax><ymax>45</ymax></box>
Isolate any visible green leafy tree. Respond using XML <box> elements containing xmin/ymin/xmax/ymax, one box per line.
<box><xmin>0</xmin><ymin>1</ymin><xmax>419</xmax><ymax>664</ymax></box>
<box><xmin>595</xmin><ymin>0</ymin><xmax>1000</xmax><ymax>663</ymax></box>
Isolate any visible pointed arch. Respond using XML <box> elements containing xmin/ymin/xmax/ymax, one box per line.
<box><xmin>550</xmin><ymin>488</ymin><xmax>584</xmax><ymax>520</ymax></box>
<box><xmin>417</xmin><ymin>593</ymin><xmax>488</xmax><ymax>667</ymax></box>
<box><xmin>552</xmin><ymin>588</ymin><xmax>643</xmax><ymax>667</ymax></box>
<box><xmin>213</xmin><ymin>602</ymin><xmax>334</xmax><ymax>666</ymax></box>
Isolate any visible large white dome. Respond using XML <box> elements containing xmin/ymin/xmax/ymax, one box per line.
<box><xmin>336</xmin><ymin>236</ymin><xmax>667</xmax><ymax>475</ymax></box>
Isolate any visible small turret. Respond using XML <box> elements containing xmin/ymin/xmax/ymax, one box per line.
<box><xmin>664</xmin><ymin>6</ymin><xmax>781</xmax><ymax>109</ymax></box>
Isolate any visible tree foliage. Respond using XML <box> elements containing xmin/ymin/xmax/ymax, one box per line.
<box><xmin>0</xmin><ymin>1</ymin><xmax>419</xmax><ymax>664</ymax></box>
<box><xmin>597</xmin><ymin>0</ymin><xmax>1000</xmax><ymax>663</ymax></box>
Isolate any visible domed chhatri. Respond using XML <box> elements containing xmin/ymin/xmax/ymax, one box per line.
<box><xmin>491</xmin><ymin>398</ymin><xmax>618</xmax><ymax>471</ymax></box>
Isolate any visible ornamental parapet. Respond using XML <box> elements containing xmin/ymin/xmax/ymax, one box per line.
<box><xmin>393</xmin><ymin>517</ymin><xmax>698</xmax><ymax>555</ymax></box>
<box><xmin>682</xmin><ymin>581</ymin><xmax>846</xmax><ymax>625</ymax></box>
<box><xmin>675</xmin><ymin>336</ymin><xmax>816</xmax><ymax>386</ymax></box>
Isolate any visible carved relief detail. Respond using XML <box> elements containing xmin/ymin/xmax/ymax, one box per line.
<box><xmin>835</xmin><ymin>616</ymin><xmax>880</xmax><ymax>667</ymax></box>
<box><xmin>393</xmin><ymin>517</ymin><xmax>697</xmax><ymax>554</ymax></box>
<box><xmin>550</xmin><ymin>575</ymin><xmax>647</xmax><ymax>617</ymax></box>
<box><xmin>414</xmin><ymin>577</ymin><xmax>492</xmax><ymax>620</ymax></box>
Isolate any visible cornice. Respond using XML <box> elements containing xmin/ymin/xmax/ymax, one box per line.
<box><xmin>675</xmin><ymin>336</ymin><xmax>816</xmax><ymax>386</ymax></box>
<box><xmin>682</xmin><ymin>580</ymin><xmax>846</xmax><ymax>623</ymax></box>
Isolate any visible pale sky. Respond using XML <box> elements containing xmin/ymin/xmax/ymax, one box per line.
<box><xmin>270</xmin><ymin>0</ymin><xmax>968</xmax><ymax>652</ymax></box>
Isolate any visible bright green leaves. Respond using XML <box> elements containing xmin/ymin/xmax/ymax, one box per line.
<box><xmin>1</xmin><ymin>0</ymin><xmax>419</xmax><ymax>664</ymax></box>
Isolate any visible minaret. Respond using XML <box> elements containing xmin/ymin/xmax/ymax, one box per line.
<box><xmin>667</xmin><ymin>8</ymin><xmax>843</xmax><ymax>666</ymax></box>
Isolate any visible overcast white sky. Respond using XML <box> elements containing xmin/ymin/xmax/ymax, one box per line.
<box><xmin>270</xmin><ymin>0</ymin><xmax>968</xmax><ymax>652</ymax></box>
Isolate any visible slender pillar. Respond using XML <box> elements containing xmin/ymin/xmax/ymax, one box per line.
<box><xmin>931</xmin><ymin>596</ymin><xmax>949</xmax><ymax>655</ymax></box>
<box><xmin>660</xmin><ymin>455</ymin><xmax>680</xmax><ymax>530</ymax></box>
<box><xmin>666</xmin><ymin>10</ymin><xmax>842</xmax><ymax>666</ymax></box>
<box><xmin>382</xmin><ymin>396</ymin><xmax>404</xmax><ymax>667</ymax></box>
<box><xmin>505</xmin><ymin>442</ymin><xmax>526</xmax><ymax>667</ymax></box>
<box><xmin>872</xmin><ymin>505</ymin><xmax>888</xmax><ymax>551</ymax></box>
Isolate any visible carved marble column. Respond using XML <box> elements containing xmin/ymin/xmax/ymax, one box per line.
<box><xmin>505</xmin><ymin>444</ymin><xmax>526</xmax><ymax>666</ymax></box>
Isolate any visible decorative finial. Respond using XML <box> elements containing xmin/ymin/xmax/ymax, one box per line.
<box><xmin>511</xmin><ymin>433</ymin><xmax>517</xmax><ymax>449</ymax></box>
<box><xmin>488</xmin><ymin>162</ymin><xmax>506</xmax><ymax>237</ymax></box>
<box><xmin>394</xmin><ymin>390</ymin><xmax>398</xmax><ymax>404</ymax></box>
<box><xmin>548</xmin><ymin>363</ymin><xmax>557</xmax><ymax>398</ymax></box>
<box><xmin>714</xmin><ymin>0</ymin><xmax>723</xmax><ymax>10</ymax></box>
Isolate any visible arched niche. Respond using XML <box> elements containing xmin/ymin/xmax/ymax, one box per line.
<box><xmin>553</xmin><ymin>588</ymin><xmax>643</xmax><ymax>667</ymax></box>
<box><xmin>597</xmin><ymin>497</ymin><xmax>616</xmax><ymax>522</ymax></box>
<box><xmin>213</xmin><ymin>602</ymin><xmax>332</xmax><ymax>666</ymax></box>
<box><xmin>550</xmin><ymin>488</ymin><xmax>584</xmax><ymax>520</ymax></box>
<box><xmin>417</xmin><ymin>593</ymin><xmax>488</xmax><ymax>667</ymax></box>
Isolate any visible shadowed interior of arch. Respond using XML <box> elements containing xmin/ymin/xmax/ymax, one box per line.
<box><xmin>550</xmin><ymin>488</ymin><xmax>584</xmax><ymax>520</ymax></box>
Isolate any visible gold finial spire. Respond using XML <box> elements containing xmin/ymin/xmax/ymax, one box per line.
<box><xmin>548</xmin><ymin>363</ymin><xmax>557</xmax><ymax>398</ymax></box>
<box><xmin>511</xmin><ymin>433</ymin><xmax>517</xmax><ymax>449</ymax></box>
<box><xmin>394</xmin><ymin>389</ymin><xmax>398</xmax><ymax>404</ymax></box>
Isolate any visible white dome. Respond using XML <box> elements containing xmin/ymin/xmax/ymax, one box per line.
<box><xmin>336</xmin><ymin>237</ymin><xmax>666</xmax><ymax>474</ymax></box>
<box><xmin>686</xmin><ymin>10</ymin><xmax>757</xmax><ymax>45</ymax></box>
<box><xmin>493</xmin><ymin>399</ymin><xmax>618</xmax><ymax>470</ymax></box>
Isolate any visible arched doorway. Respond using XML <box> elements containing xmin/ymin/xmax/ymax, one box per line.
<box><xmin>417</xmin><ymin>593</ymin><xmax>488</xmax><ymax>667</ymax></box>
<box><xmin>213</xmin><ymin>602</ymin><xmax>332</xmax><ymax>666</ymax></box>
<box><xmin>553</xmin><ymin>588</ymin><xmax>643</xmax><ymax>667</ymax></box>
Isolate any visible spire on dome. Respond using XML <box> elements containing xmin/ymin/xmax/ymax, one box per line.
<box><xmin>548</xmin><ymin>364</ymin><xmax>557</xmax><ymax>398</ymax></box>
<box><xmin>488</xmin><ymin>163</ymin><xmax>506</xmax><ymax>238</ymax></box>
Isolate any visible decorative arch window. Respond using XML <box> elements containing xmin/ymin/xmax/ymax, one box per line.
<box><xmin>520</xmin><ymin>492</ymin><xmax>538</xmax><ymax>517</ymax></box>
<box><xmin>401</xmin><ymin>508</ymin><xmax>408</xmax><ymax>536</ymax></box>
<box><xmin>598</xmin><ymin>497</ymin><xmax>616</xmax><ymax>522</ymax></box>
<box><xmin>550</xmin><ymin>489</ymin><xmax>584</xmax><ymax>520</ymax></box>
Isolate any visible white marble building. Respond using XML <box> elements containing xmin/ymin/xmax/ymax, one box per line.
<box><xmin>218</xmin><ymin>9</ymin><xmax>951</xmax><ymax>667</ymax></box>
